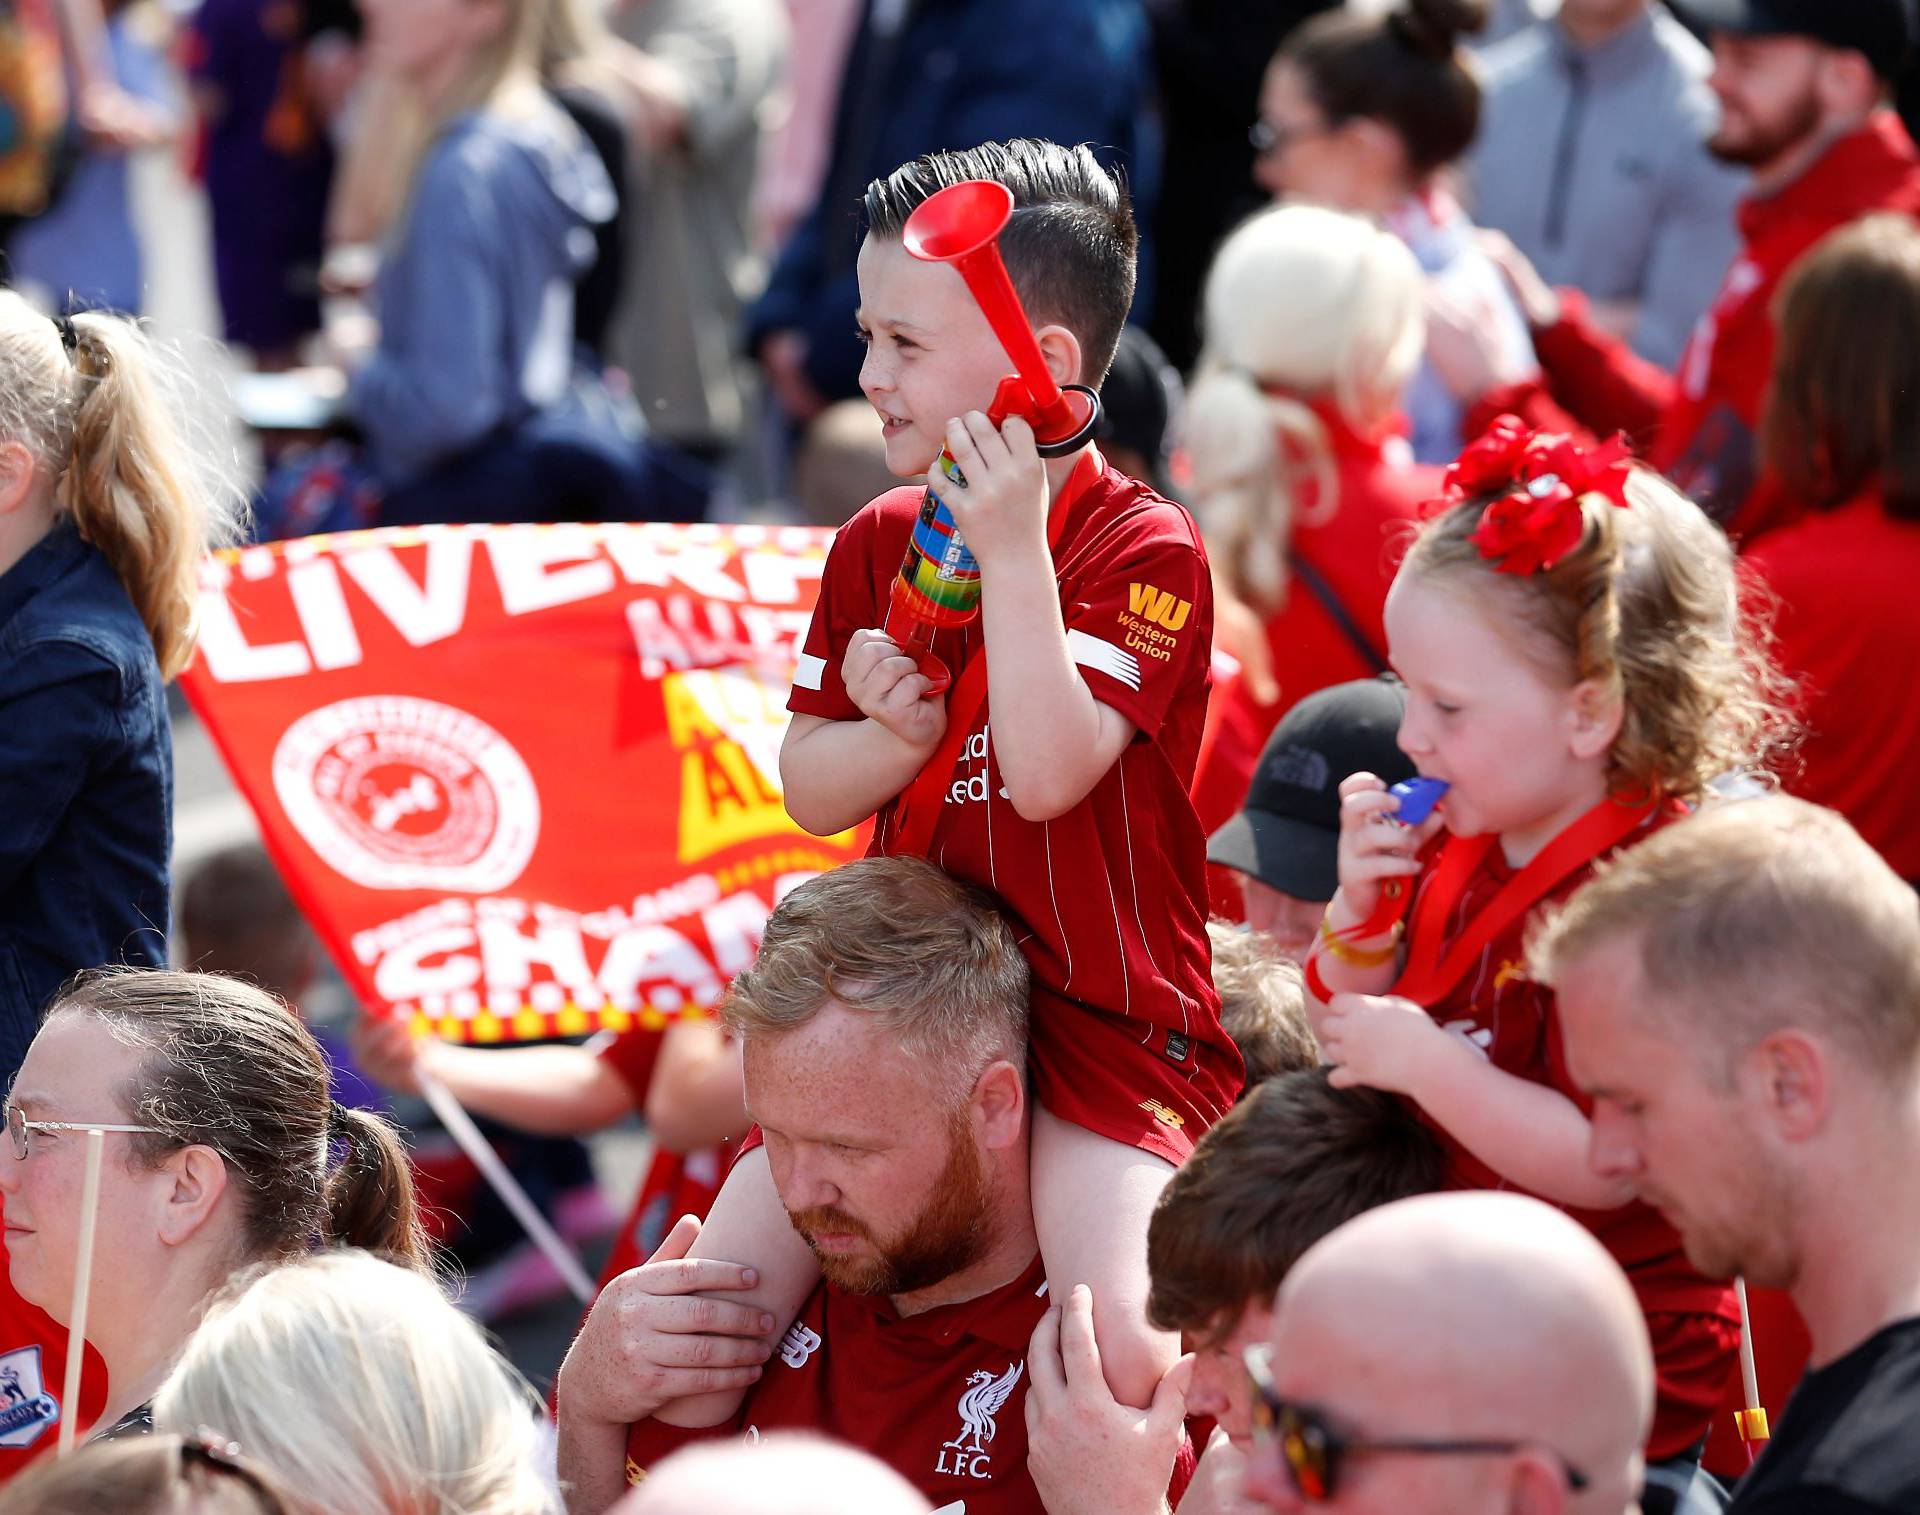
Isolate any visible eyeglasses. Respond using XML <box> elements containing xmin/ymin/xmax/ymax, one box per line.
<box><xmin>4</xmin><ymin>1103</ymin><xmax>166</xmax><ymax>1161</ymax></box>
<box><xmin>1242</xmin><ymin>1344</ymin><xmax>1590</xmax><ymax>1501</ymax></box>
<box><xmin>176</xmin><ymin>1431</ymin><xmax>294</xmax><ymax>1514</ymax></box>
<box><xmin>1248</xmin><ymin>116</ymin><xmax>1333</xmax><ymax>158</ymax></box>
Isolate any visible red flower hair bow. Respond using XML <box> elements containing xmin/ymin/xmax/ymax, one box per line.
<box><xmin>1436</xmin><ymin>415</ymin><xmax>1634</xmax><ymax>575</ymax></box>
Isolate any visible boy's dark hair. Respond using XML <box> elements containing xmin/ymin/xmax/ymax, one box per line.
<box><xmin>1281</xmin><ymin>0</ymin><xmax>1486</xmax><ymax>179</ymax></box>
<box><xmin>862</xmin><ymin>138</ymin><xmax>1137</xmax><ymax>385</ymax></box>
<box><xmin>1146</xmin><ymin>1069</ymin><xmax>1442</xmax><ymax>1344</ymax></box>
<box><xmin>179</xmin><ymin>843</ymin><xmax>315</xmax><ymax>1003</ymax></box>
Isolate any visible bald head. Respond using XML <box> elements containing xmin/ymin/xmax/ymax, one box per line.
<box><xmin>614</xmin><ymin>1433</ymin><xmax>933</xmax><ymax>1515</ymax></box>
<box><xmin>1256</xmin><ymin>1194</ymin><xmax>1650</xmax><ymax>1514</ymax></box>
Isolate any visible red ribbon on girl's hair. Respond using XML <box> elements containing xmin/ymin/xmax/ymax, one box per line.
<box><xmin>1426</xmin><ymin>415</ymin><xmax>1634</xmax><ymax>575</ymax></box>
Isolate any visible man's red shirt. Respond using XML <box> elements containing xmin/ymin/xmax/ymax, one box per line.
<box><xmin>1745</xmin><ymin>493</ymin><xmax>1920</xmax><ymax>881</ymax></box>
<box><xmin>1511</xmin><ymin>112</ymin><xmax>1920</xmax><ymax>540</ymax></box>
<box><xmin>626</xmin><ymin>1258</ymin><xmax>1054</xmax><ymax>1510</ymax></box>
<box><xmin>1400</xmin><ymin>816</ymin><xmax>1740</xmax><ymax>1459</ymax></box>
<box><xmin>789</xmin><ymin>456</ymin><xmax>1241</xmax><ymax>1161</ymax></box>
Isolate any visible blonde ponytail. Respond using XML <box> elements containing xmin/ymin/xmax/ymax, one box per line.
<box><xmin>59</xmin><ymin>311</ymin><xmax>243</xmax><ymax>677</ymax></box>
<box><xmin>1185</xmin><ymin>203</ymin><xmax>1426</xmax><ymax>613</ymax></box>
<box><xmin>1184</xmin><ymin>364</ymin><xmax>1336</xmax><ymax>613</ymax></box>
<box><xmin>0</xmin><ymin>293</ymin><xmax>242</xmax><ymax>679</ymax></box>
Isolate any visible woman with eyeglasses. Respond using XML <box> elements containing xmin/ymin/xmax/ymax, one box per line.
<box><xmin>1251</xmin><ymin>0</ymin><xmax>1539</xmax><ymax>466</ymax></box>
<box><xmin>0</xmin><ymin>969</ymin><xmax>430</xmax><ymax>1445</ymax></box>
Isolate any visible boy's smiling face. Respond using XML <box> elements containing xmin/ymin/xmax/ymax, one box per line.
<box><xmin>855</xmin><ymin>233</ymin><xmax>1026</xmax><ymax>479</ymax></box>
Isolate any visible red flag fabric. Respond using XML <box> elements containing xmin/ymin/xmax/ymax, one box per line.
<box><xmin>181</xmin><ymin>523</ymin><xmax>869</xmax><ymax>1042</ymax></box>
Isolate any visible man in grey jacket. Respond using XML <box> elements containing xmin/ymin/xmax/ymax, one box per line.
<box><xmin>1466</xmin><ymin>0</ymin><xmax>1745</xmax><ymax>369</ymax></box>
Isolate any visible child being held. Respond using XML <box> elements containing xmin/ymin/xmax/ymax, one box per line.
<box><xmin>660</xmin><ymin>138</ymin><xmax>1242</xmax><ymax>1427</ymax></box>
<box><xmin>1307</xmin><ymin>416</ymin><xmax>1790</xmax><ymax>1479</ymax></box>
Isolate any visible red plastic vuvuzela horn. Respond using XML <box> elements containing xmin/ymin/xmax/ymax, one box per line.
<box><xmin>878</xmin><ymin>180</ymin><xmax>1104</xmax><ymax>697</ymax></box>
<box><xmin>901</xmin><ymin>180</ymin><xmax>1101</xmax><ymax>453</ymax></box>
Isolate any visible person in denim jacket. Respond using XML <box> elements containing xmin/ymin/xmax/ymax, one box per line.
<box><xmin>0</xmin><ymin>294</ymin><xmax>238</xmax><ymax>1084</ymax></box>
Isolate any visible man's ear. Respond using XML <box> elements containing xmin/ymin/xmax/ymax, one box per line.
<box><xmin>970</xmin><ymin>1059</ymin><xmax>1026</xmax><ymax>1152</ymax></box>
<box><xmin>155</xmin><ymin>1145</ymin><xmax>231</xmax><ymax>1248</ymax></box>
<box><xmin>1746</xmin><ymin>1031</ymin><xmax>1831</xmax><ymax>1144</ymax></box>
<box><xmin>1033</xmin><ymin>324</ymin><xmax>1086</xmax><ymax>392</ymax></box>
<box><xmin>1566</xmin><ymin>677</ymin><xmax>1625</xmax><ymax>761</ymax></box>
<box><xmin>1815</xmin><ymin>47</ymin><xmax>1881</xmax><ymax>118</ymax></box>
<box><xmin>0</xmin><ymin>440</ymin><xmax>37</xmax><ymax>516</ymax></box>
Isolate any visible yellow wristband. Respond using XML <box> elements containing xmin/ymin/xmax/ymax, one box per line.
<box><xmin>1317</xmin><ymin>916</ymin><xmax>1402</xmax><ymax>969</ymax></box>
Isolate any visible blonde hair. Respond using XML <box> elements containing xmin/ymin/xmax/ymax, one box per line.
<box><xmin>0</xmin><ymin>294</ymin><xmax>241</xmax><ymax>677</ymax></box>
<box><xmin>723</xmin><ymin>857</ymin><xmax>1029</xmax><ymax>1097</ymax></box>
<box><xmin>1185</xmin><ymin>204</ymin><xmax>1425</xmax><ymax>611</ymax></box>
<box><xmin>1400</xmin><ymin>469</ymin><xmax>1792</xmax><ymax>801</ymax></box>
<box><xmin>1530</xmin><ymin>796</ymin><xmax>1920</xmax><ymax>1082</ymax></box>
<box><xmin>154</xmin><ymin>1251</ymin><xmax>555</xmax><ymax>1515</ymax></box>
<box><xmin>1205</xmin><ymin>921</ymin><xmax>1318</xmax><ymax>1088</ymax></box>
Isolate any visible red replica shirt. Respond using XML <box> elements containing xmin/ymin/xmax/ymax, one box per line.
<box><xmin>1401</xmin><ymin>817</ymin><xmax>1739</xmax><ymax>1459</ymax></box>
<box><xmin>627</xmin><ymin>1258</ymin><xmax>1053</xmax><ymax>1511</ymax></box>
<box><xmin>592</xmin><ymin>1029</ymin><xmax>730</xmax><ymax>1284</ymax></box>
<box><xmin>1528</xmin><ymin>112</ymin><xmax>1920</xmax><ymax>540</ymax></box>
<box><xmin>790</xmin><ymin>454</ymin><xmax>1241</xmax><ymax>1161</ymax></box>
<box><xmin>1744</xmin><ymin>494</ymin><xmax>1920</xmax><ymax>882</ymax></box>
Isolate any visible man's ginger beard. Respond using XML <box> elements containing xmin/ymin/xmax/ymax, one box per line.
<box><xmin>785</xmin><ymin>1107</ymin><xmax>996</xmax><ymax>1296</ymax></box>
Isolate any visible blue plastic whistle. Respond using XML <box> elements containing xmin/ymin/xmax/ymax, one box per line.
<box><xmin>1389</xmin><ymin>776</ymin><xmax>1450</xmax><ymax>827</ymax></box>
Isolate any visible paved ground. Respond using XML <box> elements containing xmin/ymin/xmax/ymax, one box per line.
<box><xmin>134</xmin><ymin>103</ymin><xmax>646</xmax><ymax>1396</ymax></box>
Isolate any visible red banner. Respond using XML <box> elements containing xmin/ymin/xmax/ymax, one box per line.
<box><xmin>181</xmin><ymin>523</ymin><xmax>868</xmax><ymax>1042</ymax></box>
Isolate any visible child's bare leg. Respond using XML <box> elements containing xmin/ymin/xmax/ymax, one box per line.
<box><xmin>1030</xmin><ymin>1106</ymin><xmax>1179</xmax><ymax>1409</ymax></box>
<box><xmin>651</xmin><ymin>1146</ymin><xmax>821</xmax><ymax>1428</ymax></box>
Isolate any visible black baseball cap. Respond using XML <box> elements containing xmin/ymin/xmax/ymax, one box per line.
<box><xmin>1677</xmin><ymin>0</ymin><xmax>1917</xmax><ymax>79</ymax></box>
<box><xmin>1207</xmin><ymin>678</ymin><xmax>1416</xmax><ymax>903</ymax></box>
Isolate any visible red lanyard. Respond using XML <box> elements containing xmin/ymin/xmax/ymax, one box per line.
<box><xmin>1391</xmin><ymin>795</ymin><xmax>1656</xmax><ymax>1006</ymax></box>
<box><xmin>890</xmin><ymin>451</ymin><xmax>1100</xmax><ymax>859</ymax></box>
<box><xmin>1306</xmin><ymin>794</ymin><xmax>1659</xmax><ymax>1008</ymax></box>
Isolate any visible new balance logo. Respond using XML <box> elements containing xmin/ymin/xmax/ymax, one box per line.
<box><xmin>778</xmin><ymin>1322</ymin><xmax>822</xmax><ymax>1368</ymax></box>
<box><xmin>1127</xmin><ymin>582</ymin><xmax>1191</xmax><ymax>632</ymax></box>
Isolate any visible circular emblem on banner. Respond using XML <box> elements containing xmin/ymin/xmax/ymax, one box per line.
<box><xmin>272</xmin><ymin>696</ymin><xmax>540</xmax><ymax>892</ymax></box>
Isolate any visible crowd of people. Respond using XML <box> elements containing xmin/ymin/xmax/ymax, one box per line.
<box><xmin>1</xmin><ymin>0</ymin><xmax>1920</xmax><ymax>1511</ymax></box>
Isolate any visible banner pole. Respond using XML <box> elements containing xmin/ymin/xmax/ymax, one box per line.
<box><xmin>58</xmin><ymin>1130</ymin><xmax>106</xmax><ymax>1456</ymax></box>
<box><xmin>415</xmin><ymin>1070</ymin><xmax>596</xmax><ymax>1303</ymax></box>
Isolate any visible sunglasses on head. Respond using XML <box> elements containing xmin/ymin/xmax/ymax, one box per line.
<box><xmin>176</xmin><ymin>1430</ymin><xmax>293</xmax><ymax>1514</ymax></box>
<box><xmin>1241</xmin><ymin>1344</ymin><xmax>1590</xmax><ymax>1501</ymax></box>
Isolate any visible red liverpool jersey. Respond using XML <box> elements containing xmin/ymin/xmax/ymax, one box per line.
<box><xmin>1400</xmin><ymin>816</ymin><xmax>1740</xmax><ymax>1459</ymax></box>
<box><xmin>627</xmin><ymin>1258</ymin><xmax>1053</xmax><ymax>1511</ymax></box>
<box><xmin>789</xmin><ymin>454</ymin><xmax>1242</xmax><ymax>1161</ymax></box>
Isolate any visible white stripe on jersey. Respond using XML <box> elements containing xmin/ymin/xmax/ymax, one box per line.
<box><xmin>1066</xmin><ymin>629</ymin><xmax>1141</xmax><ymax>692</ymax></box>
<box><xmin>794</xmin><ymin>652</ymin><xmax>826</xmax><ymax>691</ymax></box>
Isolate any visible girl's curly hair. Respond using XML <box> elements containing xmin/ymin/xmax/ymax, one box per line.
<box><xmin>1399</xmin><ymin>469</ymin><xmax>1796</xmax><ymax>802</ymax></box>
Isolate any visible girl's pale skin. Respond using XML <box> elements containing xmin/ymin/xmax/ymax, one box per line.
<box><xmin>670</xmin><ymin>234</ymin><xmax>1182</xmax><ymax>1429</ymax></box>
<box><xmin>1309</xmin><ymin>573</ymin><xmax>1638</xmax><ymax>1210</ymax></box>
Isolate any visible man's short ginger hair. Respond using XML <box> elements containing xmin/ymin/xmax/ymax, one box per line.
<box><xmin>1530</xmin><ymin>796</ymin><xmax>1920</xmax><ymax>1081</ymax></box>
<box><xmin>1146</xmin><ymin>1070</ymin><xmax>1443</xmax><ymax>1343</ymax></box>
<box><xmin>723</xmin><ymin>857</ymin><xmax>1029</xmax><ymax>1094</ymax></box>
<box><xmin>1206</xmin><ymin>922</ymin><xmax>1318</xmax><ymax>1089</ymax></box>
<box><xmin>862</xmin><ymin>138</ymin><xmax>1138</xmax><ymax>385</ymax></box>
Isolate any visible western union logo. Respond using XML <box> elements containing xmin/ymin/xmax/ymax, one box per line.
<box><xmin>1127</xmin><ymin>582</ymin><xmax>1191</xmax><ymax>632</ymax></box>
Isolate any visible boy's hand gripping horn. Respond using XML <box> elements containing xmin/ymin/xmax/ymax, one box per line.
<box><xmin>879</xmin><ymin>180</ymin><xmax>1103</xmax><ymax>695</ymax></box>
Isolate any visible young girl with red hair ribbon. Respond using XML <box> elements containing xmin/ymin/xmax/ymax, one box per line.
<box><xmin>1305</xmin><ymin>414</ymin><xmax>1793</xmax><ymax>1492</ymax></box>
